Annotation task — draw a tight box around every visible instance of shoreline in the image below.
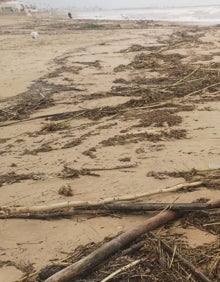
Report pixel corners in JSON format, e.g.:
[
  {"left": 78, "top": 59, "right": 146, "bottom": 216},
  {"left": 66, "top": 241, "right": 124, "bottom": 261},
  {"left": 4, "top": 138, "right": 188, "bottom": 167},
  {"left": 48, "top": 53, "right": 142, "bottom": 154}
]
[
  {"left": 47, "top": 5, "right": 220, "bottom": 25},
  {"left": 1, "top": 13, "right": 219, "bottom": 28}
]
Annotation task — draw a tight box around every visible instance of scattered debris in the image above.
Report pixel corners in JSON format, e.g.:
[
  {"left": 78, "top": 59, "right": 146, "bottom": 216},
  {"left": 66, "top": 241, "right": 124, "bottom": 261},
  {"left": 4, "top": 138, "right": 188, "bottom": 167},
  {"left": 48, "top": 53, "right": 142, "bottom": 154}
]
[
  {"left": 147, "top": 168, "right": 220, "bottom": 188},
  {"left": 34, "top": 199, "right": 220, "bottom": 282},
  {"left": 133, "top": 110, "right": 183, "bottom": 128},
  {"left": 82, "top": 147, "right": 97, "bottom": 159},
  {"left": 40, "top": 122, "right": 70, "bottom": 133},
  {"left": 147, "top": 171, "right": 168, "bottom": 180},
  {"left": 100, "top": 129, "right": 187, "bottom": 146},
  {"left": 119, "top": 157, "right": 131, "bottom": 162},
  {"left": 60, "top": 166, "right": 100, "bottom": 179},
  {"left": 23, "top": 144, "right": 53, "bottom": 155},
  {"left": 62, "top": 139, "right": 82, "bottom": 149},
  {"left": 58, "top": 184, "right": 73, "bottom": 197},
  {"left": 0, "top": 172, "right": 43, "bottom": 187},
  {"left": 119, "top": 44, "right": 150, "bottom": 53}
]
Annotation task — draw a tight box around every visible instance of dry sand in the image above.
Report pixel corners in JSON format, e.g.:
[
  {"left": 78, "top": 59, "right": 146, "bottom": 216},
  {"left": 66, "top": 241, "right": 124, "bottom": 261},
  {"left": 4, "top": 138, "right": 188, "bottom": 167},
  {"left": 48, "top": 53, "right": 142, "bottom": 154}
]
[{"left": 0, "top": 14, "right": 219, "bottom": 281}]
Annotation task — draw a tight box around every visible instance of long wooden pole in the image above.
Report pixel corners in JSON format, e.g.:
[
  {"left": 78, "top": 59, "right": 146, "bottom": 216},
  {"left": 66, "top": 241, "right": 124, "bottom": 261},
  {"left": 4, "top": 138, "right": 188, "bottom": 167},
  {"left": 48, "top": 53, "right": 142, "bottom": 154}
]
[
  {"left": 82, "top": 202, "right": 215, "bottom": 212},
  {"left": 0, "top": 202, "right": 213, "bottom": 219},
  {"left": 2, "top": 181, "right": 202, "bottom": 216},
  {"left": 1, "top": 202, "right": 216, "bottom": 220}
]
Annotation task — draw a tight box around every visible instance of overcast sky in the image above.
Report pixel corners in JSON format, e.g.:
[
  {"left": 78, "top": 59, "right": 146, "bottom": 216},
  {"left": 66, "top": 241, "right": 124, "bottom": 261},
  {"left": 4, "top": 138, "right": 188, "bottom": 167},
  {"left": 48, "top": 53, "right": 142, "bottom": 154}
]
[{"left": 25, "top": 0, "right": 220, "bottom": 9}]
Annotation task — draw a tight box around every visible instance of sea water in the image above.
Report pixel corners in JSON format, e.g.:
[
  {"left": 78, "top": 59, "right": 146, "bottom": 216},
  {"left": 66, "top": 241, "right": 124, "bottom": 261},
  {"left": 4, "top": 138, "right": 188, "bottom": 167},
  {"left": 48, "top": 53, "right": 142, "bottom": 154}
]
[
  {"left": 72, "top": 6, "right": 220, "bottom": 24},
  {"left": 24, "top": 0, "right": 220, "bottom": 24}
]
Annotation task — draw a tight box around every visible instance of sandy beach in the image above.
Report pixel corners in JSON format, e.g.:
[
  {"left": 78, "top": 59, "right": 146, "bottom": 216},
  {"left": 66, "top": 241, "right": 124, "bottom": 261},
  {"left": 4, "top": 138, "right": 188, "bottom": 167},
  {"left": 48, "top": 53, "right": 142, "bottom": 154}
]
[{"left": 0, "top": 14, "right": 220, "bottom": 281}]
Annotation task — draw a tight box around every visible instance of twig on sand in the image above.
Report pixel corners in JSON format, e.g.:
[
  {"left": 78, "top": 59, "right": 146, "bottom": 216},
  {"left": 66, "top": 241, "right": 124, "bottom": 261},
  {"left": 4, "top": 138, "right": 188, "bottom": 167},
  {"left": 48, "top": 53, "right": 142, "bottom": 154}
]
[
  {"left": 100, "top": 258, "right": 144, "bottom": 282},
  {"left": 203, "top": 222, "right": 220, "bottom": 227},
  {"left": 85, "top": 164, "right": 137, "bottom": 171}
]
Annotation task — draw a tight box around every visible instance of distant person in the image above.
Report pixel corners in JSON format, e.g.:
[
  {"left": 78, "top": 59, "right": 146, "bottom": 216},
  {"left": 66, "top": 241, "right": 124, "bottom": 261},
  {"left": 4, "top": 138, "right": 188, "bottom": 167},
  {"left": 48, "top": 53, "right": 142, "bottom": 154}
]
[{"left": 68, "top": 12, "right": 72, "bottom": 19}]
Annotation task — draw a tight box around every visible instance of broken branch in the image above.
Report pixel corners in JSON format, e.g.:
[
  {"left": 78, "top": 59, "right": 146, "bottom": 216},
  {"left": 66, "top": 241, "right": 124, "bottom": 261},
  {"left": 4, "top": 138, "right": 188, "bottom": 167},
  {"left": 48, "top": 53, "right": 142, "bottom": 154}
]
[
  {"left": 1, "top": 201, "right": 217, "bottom": 220},
  {"left": 100, "top": 258, "right": 144, "bottom": 282},
  {"left": 1, "top": 181, "right": 202, "bottom": 216}
]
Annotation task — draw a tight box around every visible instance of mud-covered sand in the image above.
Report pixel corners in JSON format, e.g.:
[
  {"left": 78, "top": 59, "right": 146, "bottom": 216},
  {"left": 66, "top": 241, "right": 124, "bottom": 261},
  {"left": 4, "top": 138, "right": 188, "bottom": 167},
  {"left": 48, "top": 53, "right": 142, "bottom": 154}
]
[{"left": 0, "top": 14, "right": 220, "bottom": 281}]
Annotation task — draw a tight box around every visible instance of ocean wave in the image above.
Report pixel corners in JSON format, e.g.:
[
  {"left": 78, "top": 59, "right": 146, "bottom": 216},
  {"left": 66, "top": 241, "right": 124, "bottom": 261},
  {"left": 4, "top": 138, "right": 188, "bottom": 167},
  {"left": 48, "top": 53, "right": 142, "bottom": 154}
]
[{"left": 72, "top": 5, "right": 220, "bottom": 24}]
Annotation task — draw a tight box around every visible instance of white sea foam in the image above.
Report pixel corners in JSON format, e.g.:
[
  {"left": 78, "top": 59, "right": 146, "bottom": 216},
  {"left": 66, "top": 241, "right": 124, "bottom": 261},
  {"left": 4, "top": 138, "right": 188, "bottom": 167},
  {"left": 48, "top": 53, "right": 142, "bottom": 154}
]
[{"left": 71, "top": 5, "right": 220, "bottom": 25}]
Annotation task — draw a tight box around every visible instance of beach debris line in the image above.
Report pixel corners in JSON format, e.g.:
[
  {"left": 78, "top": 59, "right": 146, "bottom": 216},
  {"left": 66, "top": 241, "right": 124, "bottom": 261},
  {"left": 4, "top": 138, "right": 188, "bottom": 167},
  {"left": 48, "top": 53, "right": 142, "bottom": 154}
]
[
  {"left": 96, "top": 232, "right": 213, "bottom": 282},
  {"left": 60, "top": 164, "right": 137, "bottom": 179},
  {"left": 22, "top": 208, "right": 220, "bottom": 281},
  {"left": 147, "top": 168, "right": 220, "bottom": 188},
  {"left": 40, "top": 122, "right": 70, "bottom": 133},
  {"left": 42, "top": 199, "right": 220, "bottom": 282},
  {"left": 149, "top": 232, "right": 213, "bottom": 282},
  {"left": 100, "top": 129, "right": 187, "bottom": 147},
  {"left": 44, "top": 208, "right": 181, "bottom": 282},
  {"left": 1, "top": 27, "right": 220, "bottom": 127},
  {"left": 0, "top": 79, "right": 79, "bottom": 123},
  {"left": 0, "top": 171, "right": 43, "bottom": 187}
]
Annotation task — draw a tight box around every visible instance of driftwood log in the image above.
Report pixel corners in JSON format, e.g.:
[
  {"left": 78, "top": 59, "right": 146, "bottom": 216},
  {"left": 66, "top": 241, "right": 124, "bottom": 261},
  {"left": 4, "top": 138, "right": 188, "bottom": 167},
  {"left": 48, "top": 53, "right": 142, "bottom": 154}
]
[
  {"left": 45, "top": 199, "right": 220, "bottom": 282},
  {"left": 1, "top": 181, "right": 202, "bottom": 216},
  {"left": 80, "top": 202, "right": 216, "bottom": 212},
  {"left": 1, "top": 202, "right": 217, "bottom": 220}
]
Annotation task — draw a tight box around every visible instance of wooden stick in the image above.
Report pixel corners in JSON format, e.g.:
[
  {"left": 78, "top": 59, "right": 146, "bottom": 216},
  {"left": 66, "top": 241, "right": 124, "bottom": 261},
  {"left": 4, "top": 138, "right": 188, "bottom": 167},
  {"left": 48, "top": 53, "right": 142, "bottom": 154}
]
[
  {"left": 2, "top": 181, "right": 202, "bottom": 216},
  {"left": 85, "top": 202, "right": 215, "bottom": 212},
  {"left": 203, "top": 222, "right": 220, "bottom": 227},
  {"left": 84, "top": 164, "right": 137, "bottom": 171},
  {"left": 100, "top": 259, "right": 144, "bottom": 282},
  {"left": 0, "top": 210, "right": 109, "bottom": 219}
]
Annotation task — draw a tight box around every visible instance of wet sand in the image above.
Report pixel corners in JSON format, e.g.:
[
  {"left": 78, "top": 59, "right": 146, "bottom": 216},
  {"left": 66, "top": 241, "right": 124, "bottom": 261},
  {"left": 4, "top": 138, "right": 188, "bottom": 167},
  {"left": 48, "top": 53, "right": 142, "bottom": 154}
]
[{"left": 0, "top": 14, "right": 220, "bottom": 281}]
